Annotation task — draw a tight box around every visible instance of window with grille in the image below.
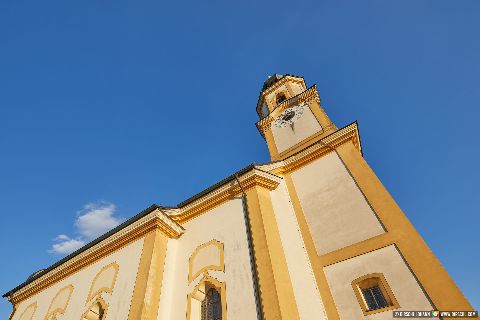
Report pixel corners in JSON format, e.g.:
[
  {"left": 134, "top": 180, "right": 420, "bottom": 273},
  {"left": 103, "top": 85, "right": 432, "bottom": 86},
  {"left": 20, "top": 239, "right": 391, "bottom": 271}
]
[
  {"left": 362, "top": 285, "right": 389, "bottom": 310},
  {"left": 352, "top": 273, "right": 399, "bottom": 315},
  {"left": 201, "top": 288, "right": 222, "bottom": 320}
]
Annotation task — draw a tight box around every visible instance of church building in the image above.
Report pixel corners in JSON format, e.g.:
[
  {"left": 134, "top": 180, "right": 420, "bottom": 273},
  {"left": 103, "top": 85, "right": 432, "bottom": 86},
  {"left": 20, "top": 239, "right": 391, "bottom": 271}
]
[{"left": 3, "top": 74, "right": 475, "bottom": 319}]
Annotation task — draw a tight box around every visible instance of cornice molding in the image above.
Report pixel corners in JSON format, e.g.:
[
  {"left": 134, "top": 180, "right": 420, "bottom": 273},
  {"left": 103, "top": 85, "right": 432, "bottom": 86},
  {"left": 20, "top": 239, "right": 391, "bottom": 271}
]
[
  {"left": 256, "top": 85, "right": 320, "bottom": 138},
  {"left": 169, "top": 168, "right": 282, "bottom": 224},
  {"left": 8, "top": 209, "right": 184, "bottom": 304},
  {"left": 257, "top": 122, "right": 361, "bottom": 174},
  {"left": 5, "top": 123, "right": 357, "bottom": 307},
  {"left": 261, "top": 75, "right": 305, "bottom": 98},
  {"left": 6, "top": 169, "right": 281, "bottom": 303},
  {"left": 256, "top": 75, "right": 306, "bottom": 112}
]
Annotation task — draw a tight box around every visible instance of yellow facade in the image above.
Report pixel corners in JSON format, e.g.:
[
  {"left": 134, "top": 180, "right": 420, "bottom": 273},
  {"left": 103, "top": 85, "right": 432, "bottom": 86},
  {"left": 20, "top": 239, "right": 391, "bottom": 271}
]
[{"left": 4, "top": 75, "right": 476, "bottom": 320}]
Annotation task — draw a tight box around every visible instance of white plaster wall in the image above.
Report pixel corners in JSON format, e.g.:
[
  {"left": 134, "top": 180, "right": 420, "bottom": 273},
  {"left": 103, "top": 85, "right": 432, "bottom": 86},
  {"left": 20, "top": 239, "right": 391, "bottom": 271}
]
[
  {"left": 289, "top": 82, "right": 306, "bottom": 95},
  {"left": 271, "top": 105, "right": 322, "bottom": 154},
  {"left": 191, "top": 245, "right": 222, "bottom": 277},
  {"left": 324, "top": 245, "right": 432, "bottom": 320},
  {"left": 12, "top": 237, "right": 144, "bottom": 320},
  {"left": 270, "top": 181, "right": 327, "bottom": 320},
  {"left": 89, "top": 265, "right": 117, "bottom": 297},
  {"left": 157, "top": 199, "right": 258, "bottom": 320},
  {"left": 156, "top": 239, "right": 178, "bottom": 320},
  {"left": 291, "top": 152, "right": 385, "bottom": 255}
]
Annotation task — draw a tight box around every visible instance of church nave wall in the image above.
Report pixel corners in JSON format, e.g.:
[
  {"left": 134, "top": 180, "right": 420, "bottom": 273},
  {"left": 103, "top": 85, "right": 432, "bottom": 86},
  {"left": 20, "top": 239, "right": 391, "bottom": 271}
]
[
  {"left": 11, "top": 237, "right": 144, "bottom": 320},
  {"left": 157, "top": 198, "right": 258, "bottom": 320}
]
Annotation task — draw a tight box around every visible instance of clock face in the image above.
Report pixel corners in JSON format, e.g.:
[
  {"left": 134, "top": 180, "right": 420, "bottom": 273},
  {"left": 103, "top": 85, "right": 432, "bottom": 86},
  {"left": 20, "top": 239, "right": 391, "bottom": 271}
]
[{"left": 274, "top": 104, "right": 305, "bottom": 128}]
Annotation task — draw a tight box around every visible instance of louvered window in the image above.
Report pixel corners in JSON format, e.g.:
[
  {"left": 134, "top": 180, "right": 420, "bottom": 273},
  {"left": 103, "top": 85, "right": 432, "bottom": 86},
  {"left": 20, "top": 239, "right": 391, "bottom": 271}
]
[
  {"left": 201, "top": 288, "right": 222, "bottom": 320},
  {"left": 260, "top": 101, "right": 270, "bottom": 118},
  {"left": 276, "top": 93, "right": 287, "bottom": 104}
]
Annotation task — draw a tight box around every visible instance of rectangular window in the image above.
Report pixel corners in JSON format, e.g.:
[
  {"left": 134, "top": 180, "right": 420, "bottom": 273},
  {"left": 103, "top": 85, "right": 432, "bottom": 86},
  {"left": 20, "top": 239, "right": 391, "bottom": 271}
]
[
  {"left": 352, "top": 273, "right": 400, "bottom": 315},
  {"left": 362, "top": 286, "right": 389, "bottom": 310}
]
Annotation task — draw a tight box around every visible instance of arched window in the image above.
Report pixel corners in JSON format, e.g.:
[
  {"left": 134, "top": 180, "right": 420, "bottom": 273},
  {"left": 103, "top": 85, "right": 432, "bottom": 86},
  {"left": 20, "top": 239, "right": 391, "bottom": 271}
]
[
  {"left": 82, "top": 301, "right": 105, "bottom": 320},
  {"left": 187, "top": 276, "right": 225, "bottom": 320},
  {"left": 201, "top": 288, "right": 222, "bottom": 320},
  {"left": 276, "top": 93, "right": 287, "bottom": 105}
]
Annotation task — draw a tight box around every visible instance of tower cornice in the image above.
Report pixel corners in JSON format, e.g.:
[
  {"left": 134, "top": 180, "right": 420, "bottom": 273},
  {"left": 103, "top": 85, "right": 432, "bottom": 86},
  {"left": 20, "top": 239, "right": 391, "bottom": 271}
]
[
  {"left": 257, "top": 121, "right": 361, "bottom": 174},
  {"left": 256, "top": 74, "right": 306, "bottom": 114},
  {"left": 256, "top": 85, "right": 325, "bottom": 138}
]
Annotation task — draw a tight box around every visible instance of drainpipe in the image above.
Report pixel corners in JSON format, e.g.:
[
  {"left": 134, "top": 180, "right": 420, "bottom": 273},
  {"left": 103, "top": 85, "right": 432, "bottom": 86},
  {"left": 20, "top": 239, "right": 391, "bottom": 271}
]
[{"left": 235, "top": 174, "right": 264, "bottom": 320}]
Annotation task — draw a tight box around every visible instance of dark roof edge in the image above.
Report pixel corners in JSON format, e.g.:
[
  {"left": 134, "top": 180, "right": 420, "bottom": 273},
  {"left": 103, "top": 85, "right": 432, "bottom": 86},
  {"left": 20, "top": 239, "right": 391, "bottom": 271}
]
[
  {"left": 3, "top": 163, "right": 258, "bottom": 298},
  {"left": 177, "top": 163, "right": 256, "bottom": 207},
  {"left": 2, "top": 203, "right": 163, "bottom": 298},
  {"left": 256, "top": 74, "right": 306, "bottom": 110},
  {"left": 3, "top": 122, "right": 360, "bottom": 299}
]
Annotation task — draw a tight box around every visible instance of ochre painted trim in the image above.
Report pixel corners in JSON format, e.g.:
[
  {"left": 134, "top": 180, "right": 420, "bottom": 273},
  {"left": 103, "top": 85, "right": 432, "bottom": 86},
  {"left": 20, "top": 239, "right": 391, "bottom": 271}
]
[
  {"left": 245, "top": 185, "right": 300, "bottom": 320},
  {"left": 283, "top": 173, "right": 341, "bottom": 320},
  {"left": 264, "top": 125, "right": 280, "bottom": 160},
  {"left": 275, "top": 126, "right": 328, "bottom": 161},
  {"left": 17, "top": 302, "right": 36, "bottom": 320},
  {"left": 188, "top": 240, "right": 225, "bottom": 283},
  {"left": 43, "top": 284, "right": 74, "bottom": 320},
  {"left": 256, "top": 75, "right": 306, "bottom": 113},
  {"left": 186, "top": 274, "right": 227, "bottom": 320},
  {"left": 284, "top": 80, "right": 295, "bottom": 96},
  {"left": 319, "top": 233, "right": 395, "bottom": 267},
  {"left": 334, "top": 141, "right": 475, "bottom": 312},
  {"left": 275, "top": 125, "right": 357, "bottom": 167},
  {"left": 81, "top": 296, "right": 109, "bottom": 320},
  {"left": 9, "top": 170, "right": 279, "bottom": 305},
  {"left": 351, "top": 273, "right": 400, "bottom": 316},
  {"left": 171, "top": 169, "right": 281, "bottom": 224},
  {"left": 85, "top": 262, "right": 119, "bottom": 304},
  {"left": 282, "top": 136, "right": 475, "bottom": 318},
  {"left": 257, "top": 86, "right": 321, "bottom": 138},
  {"left": 127, "top": 230, "right": 168, "bottom": 320},
  {"left": 10, "top": 216, "right": 176, "bottom": 304}
]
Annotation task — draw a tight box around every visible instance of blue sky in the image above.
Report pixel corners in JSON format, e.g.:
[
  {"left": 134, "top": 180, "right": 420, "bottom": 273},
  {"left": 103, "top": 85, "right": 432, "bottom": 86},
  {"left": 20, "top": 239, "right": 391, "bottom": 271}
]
[{"left": 1, "top": 0, "right": 479, "bottom": 316}]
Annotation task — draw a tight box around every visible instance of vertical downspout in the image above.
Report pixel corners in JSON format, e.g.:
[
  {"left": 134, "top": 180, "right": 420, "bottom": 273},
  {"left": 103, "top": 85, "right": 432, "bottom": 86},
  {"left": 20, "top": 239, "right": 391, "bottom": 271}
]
[{"left": 235, "top": 174, "right": 264, "bottom": 320}]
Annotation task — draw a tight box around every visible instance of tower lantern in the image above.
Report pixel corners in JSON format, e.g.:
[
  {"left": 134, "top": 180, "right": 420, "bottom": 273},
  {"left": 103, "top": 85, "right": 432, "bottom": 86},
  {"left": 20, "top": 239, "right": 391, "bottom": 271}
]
[{"left": 256, "top": 74, "right": 337, "bottom": 161}]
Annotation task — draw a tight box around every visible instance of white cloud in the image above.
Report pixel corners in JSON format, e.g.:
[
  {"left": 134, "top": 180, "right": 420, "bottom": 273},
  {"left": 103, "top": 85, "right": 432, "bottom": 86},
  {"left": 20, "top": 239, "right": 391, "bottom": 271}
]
[
  {"left": 49, "top": 201, "right": 124, "bottom": 255},
  {"left": 55, "top": 234, "right": 71, "bottom": 241},
  {"left": 75, "top": 202, "right": 123, "bottom": 240},
  {"left": 49, "top": 235, "right": 85, "bottom": 255}
]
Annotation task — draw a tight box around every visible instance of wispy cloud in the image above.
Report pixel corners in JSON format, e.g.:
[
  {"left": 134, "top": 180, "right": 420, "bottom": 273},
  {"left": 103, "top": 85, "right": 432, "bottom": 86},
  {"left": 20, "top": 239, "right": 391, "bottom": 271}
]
[
  {"left": 49, "top": 201, "right": 124, "bottom": 255},
  {"left": 50, "top": 235, "right": 85, "bottom": 255}
]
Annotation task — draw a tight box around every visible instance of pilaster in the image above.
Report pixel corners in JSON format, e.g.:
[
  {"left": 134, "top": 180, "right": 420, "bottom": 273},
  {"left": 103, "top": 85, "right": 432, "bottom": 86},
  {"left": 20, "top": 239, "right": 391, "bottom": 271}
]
[
  {"left": 245, "top": 185, "right": 300, "bottom": 320},
  {"left": 128, "top": 230, "right": 168, "bottom": 320}
]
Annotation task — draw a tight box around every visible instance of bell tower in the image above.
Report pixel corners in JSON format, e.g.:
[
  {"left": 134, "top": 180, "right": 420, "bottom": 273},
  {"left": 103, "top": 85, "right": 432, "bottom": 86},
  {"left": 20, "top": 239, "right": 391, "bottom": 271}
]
[{"left": 256, "top": 74, "right": 337, "bottom": 161}]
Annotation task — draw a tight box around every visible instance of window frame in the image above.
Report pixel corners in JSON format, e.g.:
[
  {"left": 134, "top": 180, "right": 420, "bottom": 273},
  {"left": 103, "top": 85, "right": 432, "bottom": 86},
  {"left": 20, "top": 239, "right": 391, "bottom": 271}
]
[
  {"left": 275, "top": 92, "right": 287, "bottom": 105},
  {"left": 187, "top": 274, "right": 227, "bottom": 320},
  {"left": 351, "top": 273, "right": 400, "bottom": 316},
  {"left": 201, "top": 287, "right": 222, "bottom": 320},
  {"left": 81, "top": 297, "right": 108, "bottom": 320}
]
